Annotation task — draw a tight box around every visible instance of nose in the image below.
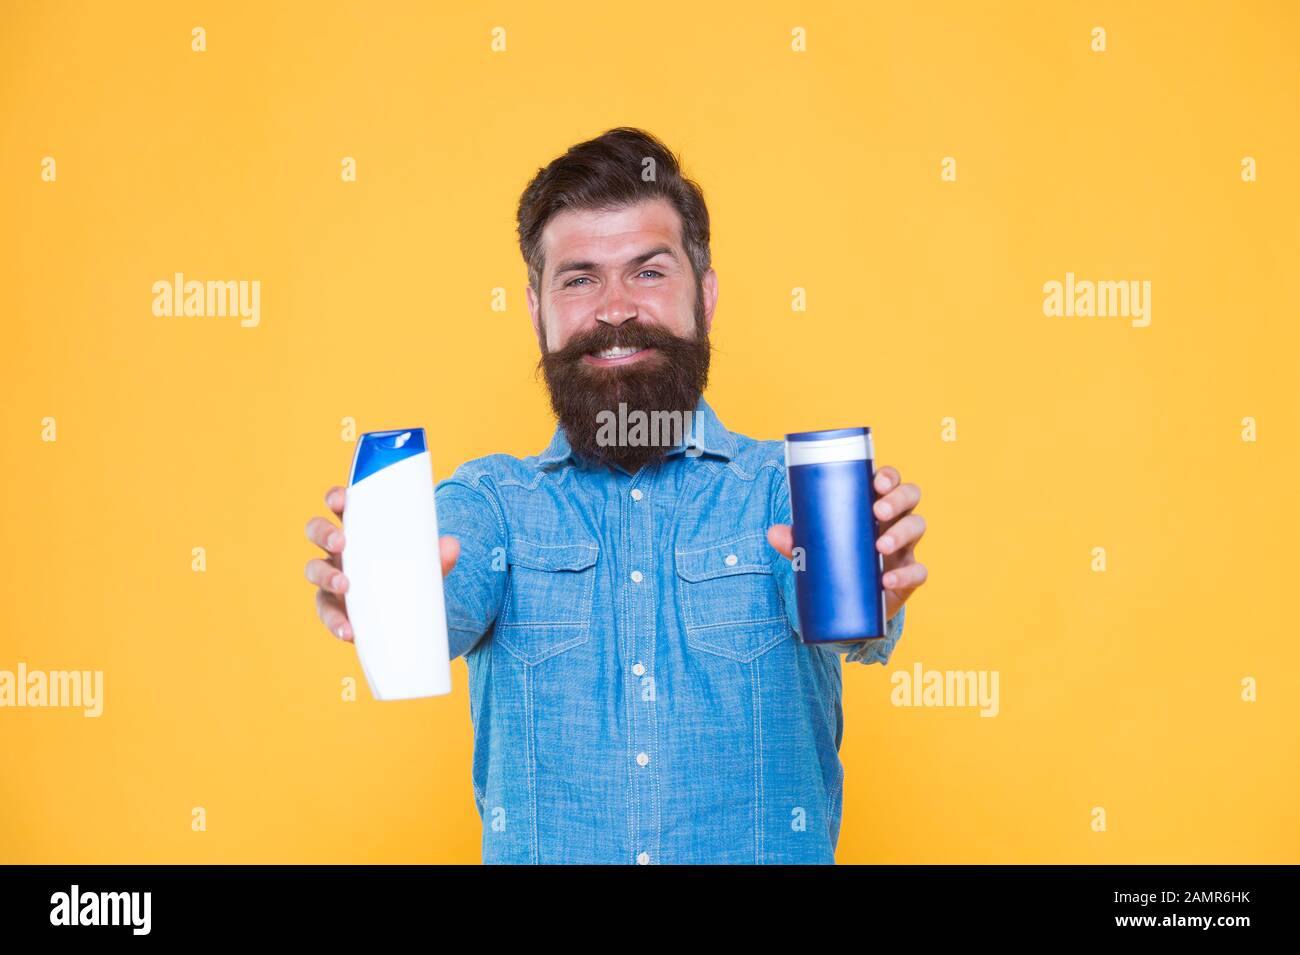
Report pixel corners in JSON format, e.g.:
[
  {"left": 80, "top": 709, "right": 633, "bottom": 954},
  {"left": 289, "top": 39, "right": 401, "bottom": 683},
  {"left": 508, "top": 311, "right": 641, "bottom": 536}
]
[{"left": 596, "top": 284, "right": 638, "bottom": 327}]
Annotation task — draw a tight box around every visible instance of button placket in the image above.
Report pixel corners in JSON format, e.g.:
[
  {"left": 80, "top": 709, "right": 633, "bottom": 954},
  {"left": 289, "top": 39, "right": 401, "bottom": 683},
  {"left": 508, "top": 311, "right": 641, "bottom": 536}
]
[{"left": 624, "top": 472, "right": 659, "bottom": 867}]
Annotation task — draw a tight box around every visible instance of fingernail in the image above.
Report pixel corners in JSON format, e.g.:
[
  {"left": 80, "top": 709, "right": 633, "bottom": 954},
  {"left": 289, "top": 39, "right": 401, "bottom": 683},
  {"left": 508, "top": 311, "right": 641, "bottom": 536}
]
[
  {"left": 876, "top": 502, "right": 892, "bottom": 518},
  {"left": 327, "top": 532, "right": 342, "bottom": 550},
  {"left": 332, "top": 573, "right": 348, "bottom": 593},
  {"left": 876, "top": 474, "right": 890, "bottom": 490},
  {"left": 884, "top": 573, "right": 896, "bottom": 587},
  {"left": 336, "top": 624, "right": 350, "bottom": 640},
  {"left": 879, "top": 535, "right": 895, "bottom": 552}
]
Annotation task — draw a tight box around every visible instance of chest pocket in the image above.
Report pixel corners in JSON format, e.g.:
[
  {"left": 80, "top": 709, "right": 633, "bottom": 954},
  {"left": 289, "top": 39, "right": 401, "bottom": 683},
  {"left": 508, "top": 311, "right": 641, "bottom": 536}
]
[
  {"left": 674, "top": 530, "right": 790, "bottom": 663},
  {"left": 496, "top": 536, "right": 599, "bottom": 665}
]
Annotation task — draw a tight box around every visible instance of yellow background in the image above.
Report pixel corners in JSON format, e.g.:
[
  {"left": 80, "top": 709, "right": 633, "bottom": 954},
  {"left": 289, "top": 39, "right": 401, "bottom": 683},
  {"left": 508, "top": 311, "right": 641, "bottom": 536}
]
[{"left": 1, "top": 0, "right": 1296, "bottom": 863}]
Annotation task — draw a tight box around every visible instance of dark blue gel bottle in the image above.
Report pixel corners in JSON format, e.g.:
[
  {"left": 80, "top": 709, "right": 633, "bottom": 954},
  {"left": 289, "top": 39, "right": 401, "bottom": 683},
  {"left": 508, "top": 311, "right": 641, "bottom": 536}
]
[{"left": 784, "top": 427, "right": 886, "bottom": 643}]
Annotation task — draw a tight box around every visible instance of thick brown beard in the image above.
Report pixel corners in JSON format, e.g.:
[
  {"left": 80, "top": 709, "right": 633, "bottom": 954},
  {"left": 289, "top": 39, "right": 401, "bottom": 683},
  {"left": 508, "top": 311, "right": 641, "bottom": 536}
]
[{"left": 537, "top": 292, "right": 712, "bottom": 474}]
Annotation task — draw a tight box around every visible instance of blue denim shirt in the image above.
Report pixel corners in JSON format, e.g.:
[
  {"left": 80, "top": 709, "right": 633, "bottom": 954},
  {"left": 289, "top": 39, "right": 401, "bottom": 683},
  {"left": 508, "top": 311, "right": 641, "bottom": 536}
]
[{"left": 435, "top": 396, "right": 906, "bottom": 863}]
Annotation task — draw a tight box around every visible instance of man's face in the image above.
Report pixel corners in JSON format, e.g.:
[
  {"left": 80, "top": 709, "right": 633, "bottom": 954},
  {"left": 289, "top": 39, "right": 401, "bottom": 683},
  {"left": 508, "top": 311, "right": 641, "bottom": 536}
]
[{"left": 528, "top": 198, "right": 719, "bottom": 473}]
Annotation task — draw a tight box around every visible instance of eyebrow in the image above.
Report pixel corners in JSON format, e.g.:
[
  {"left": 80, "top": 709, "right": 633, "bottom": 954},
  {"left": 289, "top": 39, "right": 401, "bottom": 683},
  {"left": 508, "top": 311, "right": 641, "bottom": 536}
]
[{"left": 552, "top": 245, "right": 677, "bottom": 279}]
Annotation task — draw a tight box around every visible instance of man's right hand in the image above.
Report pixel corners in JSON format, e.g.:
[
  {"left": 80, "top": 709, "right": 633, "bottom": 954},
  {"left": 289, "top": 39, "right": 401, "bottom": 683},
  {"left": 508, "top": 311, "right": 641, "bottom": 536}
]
[{"left": 305, "top": 485, "right": 462, "bottom": 642}]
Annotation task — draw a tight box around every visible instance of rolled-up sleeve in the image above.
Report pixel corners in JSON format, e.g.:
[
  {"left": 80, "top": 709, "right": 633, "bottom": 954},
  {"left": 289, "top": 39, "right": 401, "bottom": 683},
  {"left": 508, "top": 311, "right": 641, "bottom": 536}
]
[
  {"left": 435, "top": 474, "right": 508, "bottom": 659},
  {"left": 843, "top": 603, "right": 905, "bottom": 666}
]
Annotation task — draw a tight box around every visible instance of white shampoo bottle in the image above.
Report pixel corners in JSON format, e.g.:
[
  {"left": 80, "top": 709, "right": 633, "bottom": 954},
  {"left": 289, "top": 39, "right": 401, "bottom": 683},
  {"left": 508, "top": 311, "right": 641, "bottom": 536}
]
[{"left": 342, "top": 428, "right": 452, "bottom": 700}]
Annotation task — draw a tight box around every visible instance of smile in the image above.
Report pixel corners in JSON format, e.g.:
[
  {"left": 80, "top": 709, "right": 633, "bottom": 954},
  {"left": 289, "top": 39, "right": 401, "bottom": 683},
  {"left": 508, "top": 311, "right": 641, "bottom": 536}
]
[{"left": 582, "top": 346, "right": 656, "bottom": 367}]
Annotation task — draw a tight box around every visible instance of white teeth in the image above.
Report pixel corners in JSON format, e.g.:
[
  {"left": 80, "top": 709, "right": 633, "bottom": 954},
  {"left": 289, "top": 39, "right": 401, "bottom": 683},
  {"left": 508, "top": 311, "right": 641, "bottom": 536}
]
[{"left": 595, "top": 346, "right": 641, "bottom": 359}]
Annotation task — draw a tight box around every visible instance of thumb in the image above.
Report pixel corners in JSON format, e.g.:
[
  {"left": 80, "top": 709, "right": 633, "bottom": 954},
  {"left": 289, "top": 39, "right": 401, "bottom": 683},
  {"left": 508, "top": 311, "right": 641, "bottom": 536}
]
[
  {"left": 766, "top": 524, "right": 794, "bottom": 560},
  {"left": 439, "top": 535, "right": 461, "bottom": 577}
]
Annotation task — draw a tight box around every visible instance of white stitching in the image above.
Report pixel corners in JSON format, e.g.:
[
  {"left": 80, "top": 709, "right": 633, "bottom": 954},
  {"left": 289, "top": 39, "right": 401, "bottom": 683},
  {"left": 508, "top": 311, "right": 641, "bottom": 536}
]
[{"left": 753, "top": 662, "right": 764, "bottom": 864}]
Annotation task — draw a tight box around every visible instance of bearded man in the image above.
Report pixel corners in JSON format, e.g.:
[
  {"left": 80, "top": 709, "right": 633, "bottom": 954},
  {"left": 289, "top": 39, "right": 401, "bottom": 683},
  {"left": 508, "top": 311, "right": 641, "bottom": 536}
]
[{"left": 304, "top": 127, "right": 929, "bottom": 864}]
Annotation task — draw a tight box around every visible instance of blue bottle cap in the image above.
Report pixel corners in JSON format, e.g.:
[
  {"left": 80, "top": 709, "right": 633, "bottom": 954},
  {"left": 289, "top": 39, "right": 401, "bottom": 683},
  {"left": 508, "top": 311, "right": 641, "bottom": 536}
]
[{"left": 349, "top": 428, "right": 427, "bottom": 485}]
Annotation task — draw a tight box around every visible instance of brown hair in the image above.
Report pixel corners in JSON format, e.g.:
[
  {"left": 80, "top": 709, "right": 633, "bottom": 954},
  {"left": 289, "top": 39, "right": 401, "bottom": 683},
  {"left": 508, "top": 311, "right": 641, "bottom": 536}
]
[{"left": 516, "top": 127, "right": 712, "bottom": 294}]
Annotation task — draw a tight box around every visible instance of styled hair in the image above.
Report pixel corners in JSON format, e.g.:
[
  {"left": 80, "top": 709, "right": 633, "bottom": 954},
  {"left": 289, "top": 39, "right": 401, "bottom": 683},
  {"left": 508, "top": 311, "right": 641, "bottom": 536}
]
[{"left": 516, "top": 127, "right": 711, "bottom": 293}]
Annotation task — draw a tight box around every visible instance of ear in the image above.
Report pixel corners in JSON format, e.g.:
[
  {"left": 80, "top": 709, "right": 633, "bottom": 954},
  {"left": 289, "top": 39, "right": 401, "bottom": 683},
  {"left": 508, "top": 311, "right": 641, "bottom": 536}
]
[
  {"left": 700, "top": 268, "right": 719, "bottom": 335},
  {"left": 526, "top": 283, "right": 546, "bottom": 351}
]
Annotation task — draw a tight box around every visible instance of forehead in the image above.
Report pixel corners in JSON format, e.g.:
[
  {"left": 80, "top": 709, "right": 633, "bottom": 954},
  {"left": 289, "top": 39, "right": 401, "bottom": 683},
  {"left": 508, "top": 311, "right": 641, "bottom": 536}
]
[{"left": 540, "top": 198, "right": 684, "bottom": 266}]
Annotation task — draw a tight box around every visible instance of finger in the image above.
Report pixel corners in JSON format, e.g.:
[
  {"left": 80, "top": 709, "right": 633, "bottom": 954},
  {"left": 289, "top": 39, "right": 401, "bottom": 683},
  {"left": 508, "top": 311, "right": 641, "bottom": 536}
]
[
  {"left": 873, "top": 465, "right": 900, "bottom": 496},
  {"left": 305, "top": 557, "right": 349, "bottom": 595},
  {"left": 315, "top": 588, "right": 353, "bottom": 641},
  {"left": 440, "top": 535, "right": 461, "bottom": 577},
  {"left": 876, "top": 513, "right": 926, "bottom": 556},
  {"left": 305, "top": 515, "right": 344, "bottom": 554},
  {"left": 765, "top": 524, "right": 794, "bottom": 560},
  {"left": 882, "top": 560, "right": 927, "bottom": 594},
  {"left": 325, "top": 486, "right": 346, "bottom": 517},
  {"left": 874, "top": 481, "right": 920, "bottom": 523}
]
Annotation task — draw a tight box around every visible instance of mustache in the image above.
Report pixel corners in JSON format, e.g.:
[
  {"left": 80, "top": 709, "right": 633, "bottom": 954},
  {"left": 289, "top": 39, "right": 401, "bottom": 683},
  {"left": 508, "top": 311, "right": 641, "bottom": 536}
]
[{"left": 544, "top": 321, "right": 699, "bottom": 364}]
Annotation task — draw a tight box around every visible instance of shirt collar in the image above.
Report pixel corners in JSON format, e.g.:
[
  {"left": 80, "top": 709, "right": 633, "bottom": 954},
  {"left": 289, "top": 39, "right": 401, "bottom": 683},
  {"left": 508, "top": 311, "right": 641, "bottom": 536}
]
[{"left": 536, "top": 395, "right": 736, "bottom": 470}]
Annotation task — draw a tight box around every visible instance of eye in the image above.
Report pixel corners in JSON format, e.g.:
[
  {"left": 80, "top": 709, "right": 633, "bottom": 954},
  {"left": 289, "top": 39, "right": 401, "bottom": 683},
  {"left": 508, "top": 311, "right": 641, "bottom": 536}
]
[
  {"left": 637, "top": 269, "right": 664, "bottom": 279},
  {"left": 564, "top": 276, "right": 593, "bottom": 287}
]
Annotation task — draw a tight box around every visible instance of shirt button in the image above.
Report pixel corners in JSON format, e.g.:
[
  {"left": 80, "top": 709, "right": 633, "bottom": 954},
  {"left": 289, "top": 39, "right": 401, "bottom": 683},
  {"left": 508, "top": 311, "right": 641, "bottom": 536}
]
[
  {"left": 724, "top": 553, "right": 738, "bottom": 566},
  {"left": 637, "top": 852, "right": 650, "bottom": 865},
  {"left": 630, "top": 570, "right": 644, "bottom": 583},
  {"left": 632, "top": 662, "right": 646, "bottom": 676},
  {"left": 630, "top": 488, "right": 643, "bottom": 501},
  {"left": 636, "top": 752, "right": 649, "bottom": 767}
]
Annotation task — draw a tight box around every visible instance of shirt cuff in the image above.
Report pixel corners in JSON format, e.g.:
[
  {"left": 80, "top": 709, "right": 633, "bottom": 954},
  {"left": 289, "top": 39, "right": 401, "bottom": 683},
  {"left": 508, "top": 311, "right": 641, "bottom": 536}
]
[{"left": 844, "top": 603, "right": 906, "bottom": 666}]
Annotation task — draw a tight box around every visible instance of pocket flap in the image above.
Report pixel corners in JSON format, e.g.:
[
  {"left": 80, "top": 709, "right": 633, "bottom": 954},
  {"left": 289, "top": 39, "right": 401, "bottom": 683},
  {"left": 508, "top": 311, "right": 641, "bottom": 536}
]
[
  {"left": 674, "top": 531, "right": 774, "bottom": 582},
  {"left": 507, "top": 537, "right": 599, "bottom": 572}
]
